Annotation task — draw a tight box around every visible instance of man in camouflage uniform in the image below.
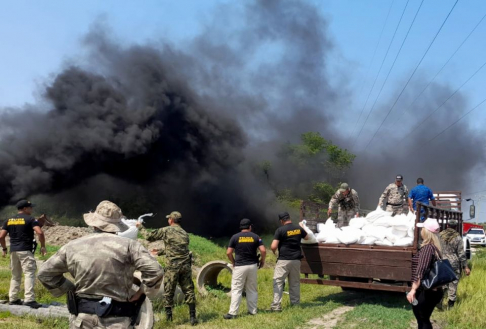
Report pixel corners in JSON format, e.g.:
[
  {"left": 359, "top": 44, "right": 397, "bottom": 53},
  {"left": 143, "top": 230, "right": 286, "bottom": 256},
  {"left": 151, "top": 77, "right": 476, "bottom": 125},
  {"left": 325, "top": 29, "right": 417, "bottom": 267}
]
[
  {"left": 38, "top": 201, "right": 164, "bottom": 329},
  {"left": 327, "top": 183, "right": 360, "bottom": 228},
  {"left": 147, "top": 211, "right": 197, "bottom": 326},
  {"left": 439, "top": 220, "right": 470, "bottom": 308},
  {"left": 378, "top": 175, "right": 409, "bottom": 215}
]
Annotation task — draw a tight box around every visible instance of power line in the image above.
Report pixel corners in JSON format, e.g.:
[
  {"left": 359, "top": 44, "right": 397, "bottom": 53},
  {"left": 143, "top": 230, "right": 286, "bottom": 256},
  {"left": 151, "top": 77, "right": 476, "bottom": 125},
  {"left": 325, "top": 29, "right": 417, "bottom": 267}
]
[
  {"left": 364, "top": 0, "right": 459, "bottom": 150},
  {"left": 393, "top": 12, "right": 486, "bottom": 125},
  {"left": 353, "top": 0, "right": 423, "bottom": 149},
  {"left": 351, "top": 0, "right": 396, "bottom": 138},
  {"left": 399, "top": 59, "right": 486, "bottom": 143},
  {"left": 425, "top": 96, "right": 486, "bottom": 144},
  {"left": 351, "top": 0, "right": 409, "bottom": 147}
]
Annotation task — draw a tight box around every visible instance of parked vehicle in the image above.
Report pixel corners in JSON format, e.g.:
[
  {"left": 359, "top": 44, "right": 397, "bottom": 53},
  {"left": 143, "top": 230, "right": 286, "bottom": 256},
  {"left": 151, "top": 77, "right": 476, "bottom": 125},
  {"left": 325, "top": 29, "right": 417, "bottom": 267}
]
[{"left": 466, "top": 228, "right": 486, "bottom": 246}]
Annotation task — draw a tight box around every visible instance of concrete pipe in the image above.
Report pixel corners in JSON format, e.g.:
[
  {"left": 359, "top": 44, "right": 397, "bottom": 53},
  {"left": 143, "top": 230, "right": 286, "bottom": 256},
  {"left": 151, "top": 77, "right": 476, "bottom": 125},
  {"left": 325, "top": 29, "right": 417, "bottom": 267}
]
[
  {"left": 196, "top": 260, "right": 233, "bottom": 296},
  {"left": 133, "top": 271, "right": 184, "bottom": 305}
]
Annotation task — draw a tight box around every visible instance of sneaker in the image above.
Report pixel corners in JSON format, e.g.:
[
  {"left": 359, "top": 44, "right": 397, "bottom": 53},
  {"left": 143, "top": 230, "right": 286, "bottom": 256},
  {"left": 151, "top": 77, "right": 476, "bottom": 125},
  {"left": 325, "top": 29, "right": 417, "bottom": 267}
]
[
  {"left": 23, "top": 301, "right": 43, "bottom": 309},
  {"left": 8, "top": 299, "right": 22, "bottom": 305},
  {"left": 223, "top": 314, "right": 236, "bottom": 320}
]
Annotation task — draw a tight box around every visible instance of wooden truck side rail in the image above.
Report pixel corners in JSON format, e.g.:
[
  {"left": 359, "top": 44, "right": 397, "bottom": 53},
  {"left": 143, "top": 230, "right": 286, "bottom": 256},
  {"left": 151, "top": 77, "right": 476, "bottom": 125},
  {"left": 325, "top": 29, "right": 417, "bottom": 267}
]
[{"left": 300, "top": 202, "right": 462, "bottom": 292}]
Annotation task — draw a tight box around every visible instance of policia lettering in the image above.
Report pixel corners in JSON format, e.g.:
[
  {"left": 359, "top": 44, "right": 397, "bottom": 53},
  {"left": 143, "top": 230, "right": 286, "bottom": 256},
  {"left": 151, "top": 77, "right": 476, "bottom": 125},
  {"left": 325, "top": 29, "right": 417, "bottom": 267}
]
[
  {"left": 6, "top": 218, "right": 26, "bottom": 226},
  {"left": 286, "top": 229, "right": 301, "bottom": 237}
]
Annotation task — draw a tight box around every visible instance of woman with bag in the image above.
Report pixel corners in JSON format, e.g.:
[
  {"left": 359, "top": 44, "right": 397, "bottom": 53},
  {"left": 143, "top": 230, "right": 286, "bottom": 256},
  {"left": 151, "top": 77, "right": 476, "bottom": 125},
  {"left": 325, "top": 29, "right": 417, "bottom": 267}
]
[{"left": 407, "top": 218, "right": 444, "bottom": 329}]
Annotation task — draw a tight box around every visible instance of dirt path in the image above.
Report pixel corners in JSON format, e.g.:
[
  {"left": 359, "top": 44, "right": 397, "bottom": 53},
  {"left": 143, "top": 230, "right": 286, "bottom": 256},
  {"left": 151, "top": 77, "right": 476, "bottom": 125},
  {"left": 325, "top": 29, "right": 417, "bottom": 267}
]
[{"left": 304, "top": 306, "right": 354, "bottom": 329}]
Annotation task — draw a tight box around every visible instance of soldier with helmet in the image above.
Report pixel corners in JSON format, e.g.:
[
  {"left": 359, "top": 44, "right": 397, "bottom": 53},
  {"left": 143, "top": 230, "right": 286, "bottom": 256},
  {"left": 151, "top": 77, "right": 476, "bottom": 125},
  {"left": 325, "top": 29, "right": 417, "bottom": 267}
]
[
  {"left": 147, "top": 211, "right": 197, "bottom": 326},
  {"left": 378, "top": 175, "right": 410, "bottom": 215},
  {"left": 37, "top": 200, "right": 164, "bottom": 329},
  {"left": 327, "top": 183, "right": 360, "bottom": 228}
]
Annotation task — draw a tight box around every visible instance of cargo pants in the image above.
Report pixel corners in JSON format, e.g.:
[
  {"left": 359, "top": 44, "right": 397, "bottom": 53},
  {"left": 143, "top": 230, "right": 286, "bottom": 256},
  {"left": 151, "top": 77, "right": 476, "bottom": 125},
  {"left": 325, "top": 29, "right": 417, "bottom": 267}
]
[
  {"left": 337, "top": 209, "right": 355, "bottom": 228},
  {"left": 385, "top": 204, "right": 409, "bottom": 215},
  {"left": 443, "top": 269, "right": 461, "bottom": 301},
  {"left": 271, "top": 259, "right": 301, "bottom": 310},
  {"left": 164, "top": 262, "right": 196, "bottom": 307},
  {"left": 9, "top": 250, "right": 37, "bottom": 303},
  {"left": 69, "top": 313, "right": 132, "bottom": 329},
  {"left": 228, "top": 263, "right": 258, "bottom": 315}
]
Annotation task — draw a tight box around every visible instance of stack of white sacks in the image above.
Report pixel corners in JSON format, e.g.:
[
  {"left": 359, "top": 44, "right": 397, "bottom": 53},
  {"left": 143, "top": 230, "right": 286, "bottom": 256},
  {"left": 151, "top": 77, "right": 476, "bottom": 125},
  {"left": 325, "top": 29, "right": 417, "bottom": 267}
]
[{"left": 301, "top": 207, "right": 416, "bottom": 246}]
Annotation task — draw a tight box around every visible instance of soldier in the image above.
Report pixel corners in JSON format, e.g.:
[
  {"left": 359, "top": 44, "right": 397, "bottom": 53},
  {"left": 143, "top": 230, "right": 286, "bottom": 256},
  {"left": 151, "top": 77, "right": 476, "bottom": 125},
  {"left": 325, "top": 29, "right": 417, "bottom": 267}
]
[
  {"left": 0, "top": 200, "right": 46, "bottom": 309},
  {"left": 327, "top": 183, "right": 360, "bottom": 228},
  {"left": 439, "top": 220, "right": 470, "bottom": 308},
  {"left": 37, "top": 200, "right": 164, "bottom": 329},
  {"left": 378, "top": 174, "right": 409, "bottom": 215},
  {"left": 270, "top": 212, "right": 308, "bottom": 311},
  {"left": 223, "top": 218, "right": 266, "bottom": 319},
  {"left": 147, "top": 211, "right": 197, "bottom": 326}
]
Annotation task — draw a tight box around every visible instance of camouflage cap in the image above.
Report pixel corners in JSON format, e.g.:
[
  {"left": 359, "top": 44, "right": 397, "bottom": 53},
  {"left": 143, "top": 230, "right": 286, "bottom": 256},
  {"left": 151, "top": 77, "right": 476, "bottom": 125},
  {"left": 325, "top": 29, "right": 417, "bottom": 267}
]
[
  {"left": 338, "top": 183, "right": 349, "bottom": 192},
  {"left": 166, "top": 211, "right": 182, "bottom": 220},
  {"left": 448, "top": 219, "right": 458, "bottom": 226},
  {"left": 83, "top": 200, "right": 128, "bottom": 233}
]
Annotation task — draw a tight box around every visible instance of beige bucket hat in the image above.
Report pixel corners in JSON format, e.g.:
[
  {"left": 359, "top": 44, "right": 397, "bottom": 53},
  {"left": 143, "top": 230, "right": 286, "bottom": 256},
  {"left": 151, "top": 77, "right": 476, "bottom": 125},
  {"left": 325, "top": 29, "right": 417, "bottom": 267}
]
[{"left": 83, "top": 200, "right": 129, "bottom": 233}]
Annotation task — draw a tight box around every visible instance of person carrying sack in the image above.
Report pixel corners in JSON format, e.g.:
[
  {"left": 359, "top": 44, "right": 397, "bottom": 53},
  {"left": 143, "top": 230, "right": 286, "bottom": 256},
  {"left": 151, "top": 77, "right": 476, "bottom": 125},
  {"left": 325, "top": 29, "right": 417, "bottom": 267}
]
[{"left": 407, "top": 218, "right": 456, "bottom": 329}]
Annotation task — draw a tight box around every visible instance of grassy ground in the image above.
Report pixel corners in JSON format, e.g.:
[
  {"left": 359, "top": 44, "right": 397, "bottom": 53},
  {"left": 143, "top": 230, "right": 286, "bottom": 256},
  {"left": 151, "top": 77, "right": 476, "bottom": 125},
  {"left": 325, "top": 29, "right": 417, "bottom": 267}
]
[{"left": 0, "top": 235, "right": 484, "bottom": 328}]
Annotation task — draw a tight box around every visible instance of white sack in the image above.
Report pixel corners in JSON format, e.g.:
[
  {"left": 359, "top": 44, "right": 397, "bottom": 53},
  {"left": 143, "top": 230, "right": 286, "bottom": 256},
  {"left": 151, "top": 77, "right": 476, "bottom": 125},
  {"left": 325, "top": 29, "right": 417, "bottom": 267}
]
[
  {"left": 367, "top": 226, "right": 388, "bottom": 240},
  {"left": 349, "top": 217, "right": 368, "bottom": 229},
  {"left": 335, "top": 229, "right": 359, "bottom": 245},
  {"left": 391, "top": 228, "right": 408, "bottom": 238},
  {"left": 391, "top": 217, "right": 410, "bottom": 231},
  {"left": 408, "top": 227, "right": 414, "bottom": 238},
  {"left": 317, "top": 223, "right": 325, "bottom": 233},
  {"left": 359, "top": 236, "right": 377, "bottom": 245},
  {"left": 117, "top": 219, "right": 139, "bottom": 240},
  {"left": 394, "top": 237, "right": 413, "bottom": 247},
  {"left": 301, "top": 220, "right": 318, "bottom": 244},
  {"left": 375, "top": 239, "right": 393, "bottom": 246},
  {"left": 373, "top": 216, "right": 393, "bottom": 227}
]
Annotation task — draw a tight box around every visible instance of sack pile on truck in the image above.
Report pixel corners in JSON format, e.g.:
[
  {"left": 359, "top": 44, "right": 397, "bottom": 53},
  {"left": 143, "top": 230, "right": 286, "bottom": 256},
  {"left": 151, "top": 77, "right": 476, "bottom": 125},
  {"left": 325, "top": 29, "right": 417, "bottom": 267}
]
[{"left": 314, "top": 207, "right": 416, "bottom": 246}]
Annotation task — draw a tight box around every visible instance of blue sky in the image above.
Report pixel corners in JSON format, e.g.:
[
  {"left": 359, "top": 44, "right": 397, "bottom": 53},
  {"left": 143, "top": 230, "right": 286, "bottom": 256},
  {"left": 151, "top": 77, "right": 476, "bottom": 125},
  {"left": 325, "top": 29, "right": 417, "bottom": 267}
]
[{"left": 1, "top": 0, "right": 485, "bottom": 219}]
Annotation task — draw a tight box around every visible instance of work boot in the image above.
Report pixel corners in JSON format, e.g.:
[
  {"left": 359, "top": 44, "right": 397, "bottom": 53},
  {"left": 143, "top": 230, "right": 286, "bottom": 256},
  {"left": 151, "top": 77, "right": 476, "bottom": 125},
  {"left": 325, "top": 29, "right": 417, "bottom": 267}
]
[
  {"left": 165, "top": 307, "right": 173, "bottom": 322},
  {"left": 189, "top": 303, "right": 197, "bottom": 326},
  {"left": 448, "top": 300, "right": 455, "bottom": 308},
  {"left": 223, "top": 313, "right": 236, "bottom": 319},
  {"left": 23, "top": 301, "right": 42, "bottom": 309},
  {"left": 8, "top": 299, "right": 22, "bottom": 305}
]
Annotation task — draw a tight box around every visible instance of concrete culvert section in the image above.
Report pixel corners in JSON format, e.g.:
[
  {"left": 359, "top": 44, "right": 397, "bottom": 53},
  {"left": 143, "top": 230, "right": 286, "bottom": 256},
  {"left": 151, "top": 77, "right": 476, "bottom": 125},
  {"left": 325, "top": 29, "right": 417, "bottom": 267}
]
[{"left": 197, "top": 261, "right": 233, "bottom": 296}]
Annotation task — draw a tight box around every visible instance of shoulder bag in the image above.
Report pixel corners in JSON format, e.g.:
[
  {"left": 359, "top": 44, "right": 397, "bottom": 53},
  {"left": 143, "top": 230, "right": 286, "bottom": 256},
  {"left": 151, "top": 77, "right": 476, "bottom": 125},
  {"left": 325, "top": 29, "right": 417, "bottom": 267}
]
[{"left": 421, "top": 247, "right": 458, "bottom": 290}]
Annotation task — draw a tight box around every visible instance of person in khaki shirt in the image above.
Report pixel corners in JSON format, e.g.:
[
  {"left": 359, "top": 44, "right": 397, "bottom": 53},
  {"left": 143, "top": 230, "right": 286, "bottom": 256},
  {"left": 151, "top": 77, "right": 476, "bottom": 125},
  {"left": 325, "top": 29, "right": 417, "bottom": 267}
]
[
  {"left": 38, "top": 201, "right": 164, "bottom": 329},
  {"left": 0, "top": 200, "right": 46, "bottom": 309}
]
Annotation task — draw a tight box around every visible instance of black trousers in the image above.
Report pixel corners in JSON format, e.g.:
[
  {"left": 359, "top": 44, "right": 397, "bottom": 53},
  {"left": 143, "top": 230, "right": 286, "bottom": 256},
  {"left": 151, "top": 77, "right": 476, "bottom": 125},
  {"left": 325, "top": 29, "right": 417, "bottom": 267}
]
[{"left": 412, "top": 288, "right": 443, "bottom": 329}]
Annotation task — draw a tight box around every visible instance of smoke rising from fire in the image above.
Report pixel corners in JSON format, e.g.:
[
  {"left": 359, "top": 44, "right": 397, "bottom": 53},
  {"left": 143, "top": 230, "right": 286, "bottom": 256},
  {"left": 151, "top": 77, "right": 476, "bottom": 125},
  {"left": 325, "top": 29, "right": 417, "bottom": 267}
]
[{"left": 0, "top": 0, "right": 484, "bottom": 233}]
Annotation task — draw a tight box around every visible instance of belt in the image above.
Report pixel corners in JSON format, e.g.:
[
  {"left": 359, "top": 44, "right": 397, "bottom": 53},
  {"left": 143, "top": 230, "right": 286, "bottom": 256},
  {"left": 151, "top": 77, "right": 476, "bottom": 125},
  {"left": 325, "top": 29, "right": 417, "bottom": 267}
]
[
  {"left": 387, "top": 203, "right": 403, "bottom": 206},
  {"left": 77, "top": 298, "right": 138, "bottom": 317}
]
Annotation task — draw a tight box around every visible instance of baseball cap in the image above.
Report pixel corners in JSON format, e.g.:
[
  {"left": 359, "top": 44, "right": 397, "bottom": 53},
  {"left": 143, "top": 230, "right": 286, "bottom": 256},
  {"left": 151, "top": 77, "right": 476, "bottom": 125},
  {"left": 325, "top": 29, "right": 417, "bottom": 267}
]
[
  {"left": 278, "top": 212, "right": 290, "bottom": 221},
  {"left": 416, "top": 218, "right": 440, "bottom": 233},
  {"left": 447, "top": 219, "right": 458, "bottom": 226},
  {"left": 166, "top": 211, "right": 182, "bottom": 220},
  {"left": 239, "top": 218, "right": 252, "bottom": 229},
  {"left": 16, "top": 200, "right": 35, "bottom": 209},
  {"left": 396, "top": 175, "right": 403, "bottom": 181},
  {"left": 338, "top": 183, "right": 349, "bottom": 192}
]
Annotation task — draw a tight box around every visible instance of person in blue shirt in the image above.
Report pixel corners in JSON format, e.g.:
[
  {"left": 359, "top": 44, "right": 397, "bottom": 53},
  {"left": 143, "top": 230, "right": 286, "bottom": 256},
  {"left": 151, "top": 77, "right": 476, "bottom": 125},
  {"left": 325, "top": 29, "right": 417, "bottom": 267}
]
[{"left": 408, "top": 178, "right": 436, "bottom": 215}]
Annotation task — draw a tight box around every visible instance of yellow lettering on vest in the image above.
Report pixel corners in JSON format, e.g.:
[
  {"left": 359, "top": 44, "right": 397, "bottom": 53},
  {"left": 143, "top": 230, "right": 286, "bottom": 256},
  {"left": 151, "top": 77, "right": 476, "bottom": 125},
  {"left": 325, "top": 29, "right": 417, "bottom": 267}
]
[
  {"left": 238, "top": 237, "right": 255, "bottom": 243},
  {"left": 287, "top": 229, "right": 301, "bottom": 237},
  {"left": 7, "top": 218, "right": 26, "bottom": 226}
]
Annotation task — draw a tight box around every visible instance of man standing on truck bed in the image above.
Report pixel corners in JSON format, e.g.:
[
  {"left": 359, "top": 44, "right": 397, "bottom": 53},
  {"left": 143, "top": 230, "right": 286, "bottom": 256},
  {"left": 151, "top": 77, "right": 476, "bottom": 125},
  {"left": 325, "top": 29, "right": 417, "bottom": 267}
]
[
  {"left": 408, "top": 178, "right": 436, "bottom": 215},
  {"left": 378, "top": 175, "right": 409, "bottom": 215},
  {"left": 327, "top": 183, "right": 360, "bottom": 228}
]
